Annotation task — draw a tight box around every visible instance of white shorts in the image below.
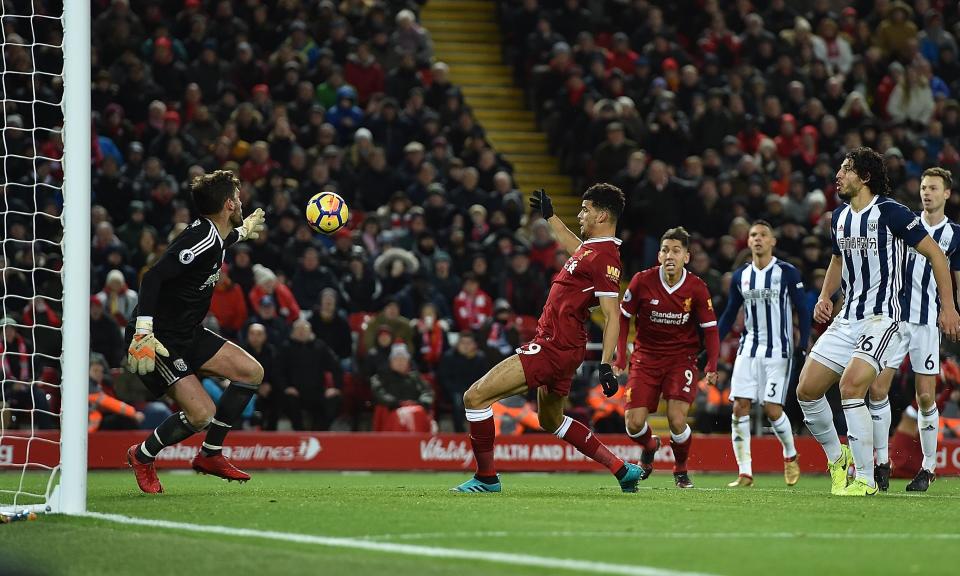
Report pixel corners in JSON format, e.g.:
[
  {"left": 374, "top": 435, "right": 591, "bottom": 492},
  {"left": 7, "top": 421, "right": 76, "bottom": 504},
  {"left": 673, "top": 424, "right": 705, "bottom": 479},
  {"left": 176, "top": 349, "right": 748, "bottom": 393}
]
[
  {"left": 809, "top": 315, "right": 903, "bottom": 375},
  {"left": 730, "top": 356, "right": 791, "bottom": 405},
  {"left": 883, "top": 322, "right": 940, "bottom": 375}
]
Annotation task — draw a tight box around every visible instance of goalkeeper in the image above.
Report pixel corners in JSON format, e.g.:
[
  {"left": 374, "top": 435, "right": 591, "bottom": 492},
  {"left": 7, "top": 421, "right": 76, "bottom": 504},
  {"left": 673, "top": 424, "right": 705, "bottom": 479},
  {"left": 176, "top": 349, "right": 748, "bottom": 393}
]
[{"left": 124, "top": 170, "right": 265, "bottom": 494}]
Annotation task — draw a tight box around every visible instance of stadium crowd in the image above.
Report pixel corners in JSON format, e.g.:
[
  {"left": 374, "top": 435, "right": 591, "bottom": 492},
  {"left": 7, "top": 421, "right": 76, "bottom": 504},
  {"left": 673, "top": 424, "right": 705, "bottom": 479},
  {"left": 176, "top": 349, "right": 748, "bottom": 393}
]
[{"left": 3, "top": 0, "right": 960, "bottom": 436}]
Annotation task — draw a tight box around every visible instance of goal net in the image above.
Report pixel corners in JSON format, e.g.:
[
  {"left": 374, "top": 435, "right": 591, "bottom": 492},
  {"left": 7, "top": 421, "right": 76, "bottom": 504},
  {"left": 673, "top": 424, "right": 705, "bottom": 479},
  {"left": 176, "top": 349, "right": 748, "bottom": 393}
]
[{"left": 1, "top": 0, "right": 89, "bottom": 516}]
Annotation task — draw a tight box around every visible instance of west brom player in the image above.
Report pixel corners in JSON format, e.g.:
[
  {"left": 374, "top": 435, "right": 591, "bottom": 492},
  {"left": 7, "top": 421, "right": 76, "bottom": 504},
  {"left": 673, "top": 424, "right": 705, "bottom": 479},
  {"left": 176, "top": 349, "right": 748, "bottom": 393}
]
[
  {"left": 614, "top": 227, "right": 720, "bottom": 489},
  {"left": 125, "top": 170, "right": 266, "bottom": 493},
  {"left": 798, "top": 148, "right": 960, "bottom": 496},
  {"left": 452, "top": 186, "right": 643, "bottom": 493},
  {"left": 718, "top": 220, "right": 810, "bottom": 487},
  {"left": 868, "top": 167, "right": 960, "bottom": 492}
]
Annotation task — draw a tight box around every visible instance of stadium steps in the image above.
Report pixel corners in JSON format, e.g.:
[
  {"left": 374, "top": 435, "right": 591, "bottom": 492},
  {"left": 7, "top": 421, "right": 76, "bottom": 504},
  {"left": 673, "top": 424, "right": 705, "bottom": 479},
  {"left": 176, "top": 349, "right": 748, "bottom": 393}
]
[{"left": 421, "top": 0, "right": 577, "bottom": 228}]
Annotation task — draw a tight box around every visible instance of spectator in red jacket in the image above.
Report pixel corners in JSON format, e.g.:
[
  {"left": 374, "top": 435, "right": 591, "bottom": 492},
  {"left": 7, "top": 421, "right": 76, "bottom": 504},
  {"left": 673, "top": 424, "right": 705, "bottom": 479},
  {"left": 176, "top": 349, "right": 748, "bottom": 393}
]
[
  {"left": 249, "top": 264, "right": 301, "bottom": 325},
  {"left": 239, "top": 140, "right": 278, "bottom": 185},
  {"left": 453, "top": 272, "right": 493, "bottom": 331},
  {"left": 344, "top": 42, "right": 384, "bottom": 107},
  {"left": 774, "top": 113, "right": 801, "bottom": 158},
  {"left": 210, "top": 264, "right": 248, "bottom": 340}
]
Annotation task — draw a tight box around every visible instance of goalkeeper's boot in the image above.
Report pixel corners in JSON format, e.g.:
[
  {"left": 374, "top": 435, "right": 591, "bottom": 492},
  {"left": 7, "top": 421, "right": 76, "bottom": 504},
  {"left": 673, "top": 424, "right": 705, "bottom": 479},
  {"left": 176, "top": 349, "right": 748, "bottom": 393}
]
[
  {"left": 639, "top": 436, "right": 660, "bottom": 480},
  {"left": 191, "top": 452, "right": 251, "bottom": 483},
  {"left": 618, "top": 463, "right": 643, "bottom": 493},
  {"left": 673, "top": 471, "right": 694, "bottom": 489},
  {"left": 828, "top": 444, "right": 854, "bottom": 495},
  {"left": 450, "top": 475, "right": 501, "bottom": 493},
  {"left": 906, "top": 469, "right": 936, "bottom": 492},
  {"left": 874, "top": 462, "right": 891, "bottom": 492},
  {"left": 838, "top": 477, "right": 879, "bottom": 497},
  {"left": 727, "top": 474, "right": 753, "bottom": 488},
  {"left": 784, "top": 455, "right": 800, "bottom": 486},
  {"left": 126, "top": 444, "right": 163, "bottom": 494}
]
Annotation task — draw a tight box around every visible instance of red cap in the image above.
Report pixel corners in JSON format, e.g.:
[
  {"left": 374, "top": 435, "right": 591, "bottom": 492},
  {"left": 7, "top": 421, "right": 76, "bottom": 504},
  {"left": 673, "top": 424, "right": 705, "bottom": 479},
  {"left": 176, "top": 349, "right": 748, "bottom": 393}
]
[
  {"left": 842, "top": 7, "right": 856, "bottom": 17},
  {"left": 253, "top": 83, "right": 269, "bottom": 96},
  {"left": 155, "top": 36, "right": 172, "bottom": 49},
  {"left": 163, "top": 110, "right": 181, "bottom": 125},
  {"left": 780, "top": 113, "right": 796, "bottom": 125},
  {"left": 662, "top": 57, "right": 678, "bottom": 71}
]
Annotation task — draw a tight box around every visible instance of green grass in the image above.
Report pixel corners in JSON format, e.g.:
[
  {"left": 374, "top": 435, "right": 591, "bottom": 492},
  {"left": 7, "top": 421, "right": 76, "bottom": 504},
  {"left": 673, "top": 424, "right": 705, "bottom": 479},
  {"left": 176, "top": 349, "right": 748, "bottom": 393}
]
[{"left": 2, "top": 470, "right": 958, "bottom": 575}]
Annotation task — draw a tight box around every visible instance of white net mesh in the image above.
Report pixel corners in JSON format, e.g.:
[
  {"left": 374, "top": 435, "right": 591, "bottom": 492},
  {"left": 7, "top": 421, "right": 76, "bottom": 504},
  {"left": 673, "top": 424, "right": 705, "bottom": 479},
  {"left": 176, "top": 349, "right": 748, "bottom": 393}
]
[{"left": 1, "top": 0, "right": 67, "bottom": 515}]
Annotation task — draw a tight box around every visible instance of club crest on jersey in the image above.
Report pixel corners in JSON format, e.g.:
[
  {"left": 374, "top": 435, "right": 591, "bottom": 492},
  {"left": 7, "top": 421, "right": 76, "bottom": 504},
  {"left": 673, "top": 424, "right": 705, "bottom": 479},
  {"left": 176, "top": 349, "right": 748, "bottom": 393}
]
[
  {"left": 179, "top": 249, "right": 195, "bottom": 264},
  {"left": 174, "top": 359, "right": 187, "bottom": 372},
  {"left": 868, "top": 220, "right": 878, "bottom": 232}
]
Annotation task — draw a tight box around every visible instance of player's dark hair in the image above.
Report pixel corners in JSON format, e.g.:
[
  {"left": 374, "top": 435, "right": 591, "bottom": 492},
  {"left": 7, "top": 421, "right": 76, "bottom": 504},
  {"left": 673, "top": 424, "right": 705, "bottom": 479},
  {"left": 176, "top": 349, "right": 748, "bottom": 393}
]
[
  {"left": 750, "top": 219, "right": 774, "bottom": 231},
  {"left": 191, "top": 170, "right": 239, "bottom": 215},
  {"left": 844, "top": 147, "right": 891, "bottom": 196},
  {"left": 661, "top": 226, "right": 691, "bottom": 248},
  {"left": 583, "top": 183, "right": 625, "bottom": 221},
  {"left": 921, "top": 167, "right": 953, "bottom": 190}
]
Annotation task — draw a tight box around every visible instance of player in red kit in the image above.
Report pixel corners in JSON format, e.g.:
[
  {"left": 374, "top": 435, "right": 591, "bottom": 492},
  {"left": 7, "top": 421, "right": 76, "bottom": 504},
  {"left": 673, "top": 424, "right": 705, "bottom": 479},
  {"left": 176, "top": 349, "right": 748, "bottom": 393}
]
[
  {"left": 614, "top": 227, "right": 720, "bottom": 488},
  {"left": 452, "top": 185, "right": 643, "bottom": 493}
]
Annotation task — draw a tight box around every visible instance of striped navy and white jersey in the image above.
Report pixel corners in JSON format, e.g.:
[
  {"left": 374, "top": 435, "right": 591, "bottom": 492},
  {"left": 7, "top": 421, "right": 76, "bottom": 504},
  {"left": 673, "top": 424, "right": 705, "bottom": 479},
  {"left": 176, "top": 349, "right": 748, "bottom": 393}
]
[
  {"left": 831, "top": 196, "right": 928, "bottom": 322},
  {"left": 718, "top": 258, "right": 811, "bottom": 358},
  {"left": 900, "top": 213, "right": 960, "bottom": 326}
]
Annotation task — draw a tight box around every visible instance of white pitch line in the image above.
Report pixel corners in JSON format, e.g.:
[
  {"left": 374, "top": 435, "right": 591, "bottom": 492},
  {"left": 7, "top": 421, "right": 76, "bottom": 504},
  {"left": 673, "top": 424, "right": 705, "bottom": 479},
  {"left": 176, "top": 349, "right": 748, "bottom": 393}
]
[
  {"left": 361, "top": 530, "right": 960, "bottom": 542},
  {"left": 79, "top": 512, "right": 718, "bottom": 576}
]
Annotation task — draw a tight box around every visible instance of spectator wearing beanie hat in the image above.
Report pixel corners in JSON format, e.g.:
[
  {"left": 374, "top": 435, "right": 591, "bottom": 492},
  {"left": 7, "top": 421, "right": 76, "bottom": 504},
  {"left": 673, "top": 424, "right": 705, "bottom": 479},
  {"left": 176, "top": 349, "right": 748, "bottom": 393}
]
[
  {"left": 249, "top": 264, "right": 301, "bottom": 325},
  {"left": 95, "top": 269, "right": 139, "bottom": 328}
]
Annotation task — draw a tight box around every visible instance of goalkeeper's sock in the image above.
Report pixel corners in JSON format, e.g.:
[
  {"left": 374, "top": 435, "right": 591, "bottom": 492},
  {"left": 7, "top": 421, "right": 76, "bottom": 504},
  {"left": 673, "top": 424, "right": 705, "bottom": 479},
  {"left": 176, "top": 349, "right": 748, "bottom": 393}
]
[
  {"left": 137, "top": 412, "right": 203, "bottom": 463},
  {"left": 731, "top": 415, "right": 752, "bottom": 476},
  {"left": 556, "top": 416, "right": 625, "bottom": 474},
  {"left": 869, "top": 396, "right": 892, "bottom": 465},
  {"left": 671, "top": 426, "right": 692, "bottom": 473},
  {"left": 202, "top": 382, "right": 258, "bottom": 457},
  {"left": 466, "top": 407, "right": 497, "bottom": 481}
]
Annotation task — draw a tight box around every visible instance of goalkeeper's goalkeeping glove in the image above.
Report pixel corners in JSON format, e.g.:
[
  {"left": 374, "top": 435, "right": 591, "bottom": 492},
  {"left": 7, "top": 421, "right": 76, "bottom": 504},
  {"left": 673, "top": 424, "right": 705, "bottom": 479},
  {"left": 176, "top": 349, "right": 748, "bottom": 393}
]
[
  {"left": 127, "top": 317, "right": 169, "bottom": 376},
  {"left": 238, "top": 208, "right": 266, "bottom": 241}
]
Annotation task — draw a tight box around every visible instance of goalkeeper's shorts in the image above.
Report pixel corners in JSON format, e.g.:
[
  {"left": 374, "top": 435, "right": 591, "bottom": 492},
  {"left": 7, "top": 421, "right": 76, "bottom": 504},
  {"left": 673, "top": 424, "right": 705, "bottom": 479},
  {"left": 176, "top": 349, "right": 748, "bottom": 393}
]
[{"left": 123, "top": 325, "right": 227, "bottom": 398}]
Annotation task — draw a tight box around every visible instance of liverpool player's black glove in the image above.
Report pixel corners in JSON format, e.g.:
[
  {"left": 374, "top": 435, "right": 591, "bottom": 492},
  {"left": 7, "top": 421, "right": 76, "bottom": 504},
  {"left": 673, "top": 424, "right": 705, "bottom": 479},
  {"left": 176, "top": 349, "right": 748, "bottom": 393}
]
[
  {"left": 529, "top": 188, "right": 554, "bottom": 220},
  {"left": 599, "top": 363, "right": 618, "bottom": 397}
]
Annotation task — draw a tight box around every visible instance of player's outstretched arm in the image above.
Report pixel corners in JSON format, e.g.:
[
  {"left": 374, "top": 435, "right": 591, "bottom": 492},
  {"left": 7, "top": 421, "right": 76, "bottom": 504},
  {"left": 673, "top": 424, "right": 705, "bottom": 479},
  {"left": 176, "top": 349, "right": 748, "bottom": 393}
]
[
  {"left": 916, "top": 235, "right": 960, "bottom": 340},
  {"left": 236, "top": 208, "right": 265, "bottom": 242},
  {"left": 529, "top": 188, "right": 581, "bottom": 255},
  {"left": 785, "top": 266, "right": 811, "bottom": 350}
]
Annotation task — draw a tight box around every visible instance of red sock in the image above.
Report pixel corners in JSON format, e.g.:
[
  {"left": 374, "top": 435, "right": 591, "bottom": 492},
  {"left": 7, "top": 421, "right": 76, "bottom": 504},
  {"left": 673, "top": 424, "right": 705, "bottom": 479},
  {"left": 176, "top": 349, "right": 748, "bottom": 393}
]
[
  {"left": 559, "top": 417, "right": 624, "bottom": 474},
  {"left": 628, "top": 424, "right": 659, "bottom": 452},
  {"left": 469, "top": 417, "right": 497, "bottom": 477},
  {"left": 671, "top": 433, "right": 692, "bottom": 474}
]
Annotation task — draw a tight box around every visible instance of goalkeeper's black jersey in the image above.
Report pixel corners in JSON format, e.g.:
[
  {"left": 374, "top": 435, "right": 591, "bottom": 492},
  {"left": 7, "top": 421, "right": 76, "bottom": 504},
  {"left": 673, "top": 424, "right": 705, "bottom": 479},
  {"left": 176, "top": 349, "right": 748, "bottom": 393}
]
[{"left": 132, "top": 218, "right": 239, "bottom": 340}]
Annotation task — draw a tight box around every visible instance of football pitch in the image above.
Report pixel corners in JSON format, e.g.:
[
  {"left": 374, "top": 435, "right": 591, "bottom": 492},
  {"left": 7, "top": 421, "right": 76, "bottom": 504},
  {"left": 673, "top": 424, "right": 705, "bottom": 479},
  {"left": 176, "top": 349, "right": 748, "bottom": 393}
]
[{"left": 3, "top": 471, "right": 958, "bottom": 576}]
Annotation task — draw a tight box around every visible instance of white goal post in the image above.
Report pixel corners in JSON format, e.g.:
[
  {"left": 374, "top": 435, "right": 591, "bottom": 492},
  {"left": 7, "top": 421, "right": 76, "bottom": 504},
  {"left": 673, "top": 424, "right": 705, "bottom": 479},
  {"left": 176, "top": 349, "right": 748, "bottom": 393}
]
[{"left": 0, "top": 0, "right": 89, "bottom": 516}]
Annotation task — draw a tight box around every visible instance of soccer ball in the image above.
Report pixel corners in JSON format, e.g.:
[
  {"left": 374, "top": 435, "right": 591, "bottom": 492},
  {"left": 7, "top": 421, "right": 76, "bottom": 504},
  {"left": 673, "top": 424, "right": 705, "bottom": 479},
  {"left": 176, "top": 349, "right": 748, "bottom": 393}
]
[{"left": 305, "top": 191, "right": 349, "bottom": 234}]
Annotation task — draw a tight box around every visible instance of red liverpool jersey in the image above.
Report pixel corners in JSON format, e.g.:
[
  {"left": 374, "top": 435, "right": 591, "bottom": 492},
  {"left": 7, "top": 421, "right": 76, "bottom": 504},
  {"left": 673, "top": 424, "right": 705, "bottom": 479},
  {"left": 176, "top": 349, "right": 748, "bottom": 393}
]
[
  {"left": 535, "top": 236, "right": 623, "bottom": 350},
  {"left": 621, "top": 266, "right": 717, "bottom": 359}
]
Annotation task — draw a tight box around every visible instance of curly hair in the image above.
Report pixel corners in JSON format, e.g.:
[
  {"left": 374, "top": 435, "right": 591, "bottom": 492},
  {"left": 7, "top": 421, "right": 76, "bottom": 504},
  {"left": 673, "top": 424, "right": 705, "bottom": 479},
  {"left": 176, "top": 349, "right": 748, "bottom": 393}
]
[
  {"left": 191, "top": 170, "right": 240, "bottom": 215},
  {"left": 844, "top": 147, "right": 891, "bottom": 196},
  {"left": 583, "top": 183, "right": 625, "bottom": 220}
]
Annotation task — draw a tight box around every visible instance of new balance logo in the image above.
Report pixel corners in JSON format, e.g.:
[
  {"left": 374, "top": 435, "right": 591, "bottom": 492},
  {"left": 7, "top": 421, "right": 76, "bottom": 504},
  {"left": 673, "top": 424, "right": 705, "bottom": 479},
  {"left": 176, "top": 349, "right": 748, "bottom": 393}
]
[
  {"left": 650, "top": 299, "right": 659, "bottom": 305},
  {"left": 921, "top": 425, "right": 936, "bottom": 431}
]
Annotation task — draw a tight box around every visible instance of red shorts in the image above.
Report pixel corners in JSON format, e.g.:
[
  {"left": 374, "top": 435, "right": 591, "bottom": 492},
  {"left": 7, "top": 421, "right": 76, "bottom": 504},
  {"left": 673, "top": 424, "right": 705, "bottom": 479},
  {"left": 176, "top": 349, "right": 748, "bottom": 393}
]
[
  {"left": 625, "top": 353, "right": 698, "bottom": 411},
  {"left": 517, "top": 338, "right": 585, "bottom": 397}
]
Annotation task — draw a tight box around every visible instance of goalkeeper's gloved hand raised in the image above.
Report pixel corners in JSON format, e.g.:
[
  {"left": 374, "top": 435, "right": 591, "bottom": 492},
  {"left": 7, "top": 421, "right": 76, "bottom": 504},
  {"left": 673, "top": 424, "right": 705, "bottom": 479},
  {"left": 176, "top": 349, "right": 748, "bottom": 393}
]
[
  {"left": 598, "top": 363, "right": 619, "bottom": 397},
  {"left": 126, "top": 317, "right": 169, "bottom": 376},
  {"left": 529, "top": 188, "right": 554, "bottom": 220},
  {"left": 238, "top": 208, "right": 265, "bottom": 241}
]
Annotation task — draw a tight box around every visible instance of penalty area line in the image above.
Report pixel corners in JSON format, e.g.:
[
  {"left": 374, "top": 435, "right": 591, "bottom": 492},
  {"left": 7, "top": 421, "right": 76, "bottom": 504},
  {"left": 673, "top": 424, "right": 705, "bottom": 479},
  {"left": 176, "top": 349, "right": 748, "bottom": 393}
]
[{"left": 79, "top": 511, "right": 717, "bottom": 576}]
